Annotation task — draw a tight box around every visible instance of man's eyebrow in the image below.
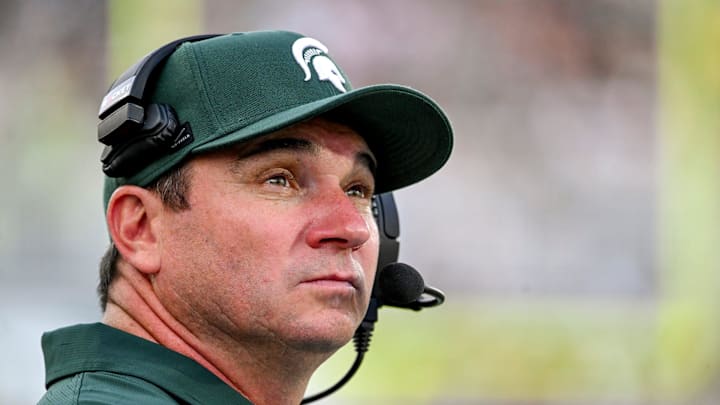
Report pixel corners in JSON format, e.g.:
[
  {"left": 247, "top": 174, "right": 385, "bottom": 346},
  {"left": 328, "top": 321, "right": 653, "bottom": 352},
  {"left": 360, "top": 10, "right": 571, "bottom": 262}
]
[{"left": 234, "top": 136, "right": 377, "bottom": 176}]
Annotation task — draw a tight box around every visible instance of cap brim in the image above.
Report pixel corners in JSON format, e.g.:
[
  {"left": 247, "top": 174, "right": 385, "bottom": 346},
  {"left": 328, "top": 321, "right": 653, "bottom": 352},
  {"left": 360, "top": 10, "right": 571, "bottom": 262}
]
[{"left": 193, "top": 84, "right": 453, "bottom": 193}]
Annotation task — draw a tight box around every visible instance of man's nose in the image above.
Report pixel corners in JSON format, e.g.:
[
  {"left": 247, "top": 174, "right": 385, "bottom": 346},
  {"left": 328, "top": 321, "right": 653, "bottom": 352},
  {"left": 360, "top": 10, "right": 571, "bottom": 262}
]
[{"left": 304, "top": 188, "right": 371, "bottom": 251}]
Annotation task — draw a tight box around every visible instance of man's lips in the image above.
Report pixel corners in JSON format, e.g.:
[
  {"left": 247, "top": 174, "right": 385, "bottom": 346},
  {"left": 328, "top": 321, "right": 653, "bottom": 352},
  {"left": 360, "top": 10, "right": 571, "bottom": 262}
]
[{"left": 301, "top": 273, "right": 361, "bottom": 290}]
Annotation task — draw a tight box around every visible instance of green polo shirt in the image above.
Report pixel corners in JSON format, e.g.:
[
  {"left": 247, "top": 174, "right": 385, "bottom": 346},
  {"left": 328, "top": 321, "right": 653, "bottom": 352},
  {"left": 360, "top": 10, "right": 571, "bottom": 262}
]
[{"left": 39, "top": 323, "right": 252, "bottom": 404}]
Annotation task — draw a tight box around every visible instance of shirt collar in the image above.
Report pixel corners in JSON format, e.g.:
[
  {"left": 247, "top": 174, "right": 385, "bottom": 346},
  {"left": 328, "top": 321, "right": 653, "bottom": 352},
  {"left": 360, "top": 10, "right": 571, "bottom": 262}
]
[{"left": 42, "top": 323, "right": 252, "bottom": 404}]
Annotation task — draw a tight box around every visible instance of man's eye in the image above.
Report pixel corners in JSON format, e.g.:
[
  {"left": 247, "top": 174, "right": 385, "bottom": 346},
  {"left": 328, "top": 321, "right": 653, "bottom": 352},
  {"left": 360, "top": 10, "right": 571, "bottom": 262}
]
[
  {"left": 346, "top": 184, "right": 370, "bottom": 199},
  {"left": 265, "top": 174, "right": 292, "bottom": 187}
]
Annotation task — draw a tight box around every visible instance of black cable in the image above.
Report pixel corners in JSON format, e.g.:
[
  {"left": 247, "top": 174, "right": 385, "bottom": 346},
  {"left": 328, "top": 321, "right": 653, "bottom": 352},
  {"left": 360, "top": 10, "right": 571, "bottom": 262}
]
[
  {"left": 301, "top": 299, "right": 378, "bottom": 404},
  {"left": 300, "top": 339, "right": 367, "bottom": 404}
]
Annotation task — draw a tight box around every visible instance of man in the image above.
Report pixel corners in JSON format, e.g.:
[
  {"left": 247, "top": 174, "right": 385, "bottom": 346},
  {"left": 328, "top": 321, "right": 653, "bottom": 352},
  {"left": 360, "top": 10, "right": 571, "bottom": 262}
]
[{"left": 39, "top": 30, "right": 452, "bottom": 404}]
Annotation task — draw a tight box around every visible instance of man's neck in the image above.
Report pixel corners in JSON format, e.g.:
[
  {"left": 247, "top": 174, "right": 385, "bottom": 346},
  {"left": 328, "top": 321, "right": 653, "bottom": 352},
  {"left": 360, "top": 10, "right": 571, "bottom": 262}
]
[{"left": 103, "top": 264, "right": 329, "bottom": 405}]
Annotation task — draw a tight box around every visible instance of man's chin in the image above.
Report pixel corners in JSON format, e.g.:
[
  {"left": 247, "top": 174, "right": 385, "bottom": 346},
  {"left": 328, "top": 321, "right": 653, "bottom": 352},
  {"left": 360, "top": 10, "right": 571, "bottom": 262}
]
[{"left": 285, "top": 318, "right": 359, "bottom": 354}]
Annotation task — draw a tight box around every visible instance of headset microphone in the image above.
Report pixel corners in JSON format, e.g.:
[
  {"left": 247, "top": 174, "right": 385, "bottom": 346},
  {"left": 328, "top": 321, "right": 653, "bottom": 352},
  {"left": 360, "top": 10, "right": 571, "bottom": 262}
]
[
  {"left": 376, "top": 262, "right": 445, "bottom": 309},
  {"left": 376, "top": 262, "right": 425, "bottom": 305}
]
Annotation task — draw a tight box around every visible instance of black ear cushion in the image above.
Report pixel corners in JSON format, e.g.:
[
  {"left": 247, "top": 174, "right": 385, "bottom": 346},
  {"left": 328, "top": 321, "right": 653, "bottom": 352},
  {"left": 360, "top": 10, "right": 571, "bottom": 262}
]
[
  {"left": 101, "top": 104, "right": 180, "bottom": 177},
  {"left": 98, "top": 35, "right": 222, "bottom": 177},
  {"left": 373, "top": 193, "right": 400, "bottom": 271}
]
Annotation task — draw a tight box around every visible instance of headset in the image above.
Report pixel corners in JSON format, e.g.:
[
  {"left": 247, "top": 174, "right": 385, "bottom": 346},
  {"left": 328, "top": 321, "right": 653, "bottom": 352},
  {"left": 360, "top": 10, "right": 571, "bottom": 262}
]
[
  {"left": 97, "top": 34, "right": 221, "bottom": 178},
  {"left": 98, "top": 35, "right": 445, "bottom": 404}
]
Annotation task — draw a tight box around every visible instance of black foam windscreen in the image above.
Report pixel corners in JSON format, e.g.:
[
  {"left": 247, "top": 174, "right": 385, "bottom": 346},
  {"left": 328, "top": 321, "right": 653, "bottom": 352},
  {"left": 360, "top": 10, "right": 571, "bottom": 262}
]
[{"left": 376, "top": 262, "right": 425, "bottom": 306}]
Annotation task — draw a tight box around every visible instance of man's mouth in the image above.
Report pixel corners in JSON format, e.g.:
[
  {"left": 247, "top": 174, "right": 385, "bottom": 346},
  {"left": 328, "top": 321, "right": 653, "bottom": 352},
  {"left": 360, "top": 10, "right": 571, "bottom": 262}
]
[{"left": 302, "top": 273, "right": 360, "bottom": 291}]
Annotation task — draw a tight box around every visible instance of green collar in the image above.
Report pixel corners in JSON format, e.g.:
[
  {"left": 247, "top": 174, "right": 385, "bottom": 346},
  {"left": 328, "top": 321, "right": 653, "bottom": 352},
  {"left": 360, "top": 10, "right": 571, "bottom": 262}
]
[{"left": 42, "top": 323, "right": 252, "bottom": 404}]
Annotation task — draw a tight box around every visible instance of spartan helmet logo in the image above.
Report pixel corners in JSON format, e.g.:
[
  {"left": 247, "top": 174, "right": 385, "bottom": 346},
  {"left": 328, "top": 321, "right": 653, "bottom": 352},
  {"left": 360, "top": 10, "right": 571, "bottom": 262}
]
[{"left": 292, "top": 37, "right": 347, "bottom": 93}]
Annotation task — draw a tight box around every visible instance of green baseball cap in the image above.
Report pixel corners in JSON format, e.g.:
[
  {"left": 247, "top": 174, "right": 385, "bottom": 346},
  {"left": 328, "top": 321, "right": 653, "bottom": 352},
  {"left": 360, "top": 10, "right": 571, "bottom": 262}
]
[{"left": 102, "top": 30, "right": 453, "bottom": 207}]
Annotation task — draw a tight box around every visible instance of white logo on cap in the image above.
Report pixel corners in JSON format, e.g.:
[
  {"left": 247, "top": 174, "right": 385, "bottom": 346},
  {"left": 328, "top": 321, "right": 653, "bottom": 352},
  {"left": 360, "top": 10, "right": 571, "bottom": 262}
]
[{"left": 292, "top": 37, "right": 347, "bottom": 93}]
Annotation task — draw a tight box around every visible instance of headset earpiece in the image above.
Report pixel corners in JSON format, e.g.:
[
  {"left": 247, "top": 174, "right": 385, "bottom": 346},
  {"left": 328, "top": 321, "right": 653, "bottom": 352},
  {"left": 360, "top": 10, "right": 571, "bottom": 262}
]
[
  {"left": 100, "top": 103, "right": 192, "bottom": 177},
  {"left": 97, "top": 34, "right": 220, "bottom": 178},
  {"left": 372, "top": 193, "right": 400, "bottom": 270}
]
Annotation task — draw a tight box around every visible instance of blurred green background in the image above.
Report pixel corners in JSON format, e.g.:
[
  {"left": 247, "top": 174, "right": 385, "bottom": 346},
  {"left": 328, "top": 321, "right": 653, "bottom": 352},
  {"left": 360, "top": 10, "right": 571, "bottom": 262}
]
[{"left": 1, "top": 0, "right": 719, "bottom": 404}]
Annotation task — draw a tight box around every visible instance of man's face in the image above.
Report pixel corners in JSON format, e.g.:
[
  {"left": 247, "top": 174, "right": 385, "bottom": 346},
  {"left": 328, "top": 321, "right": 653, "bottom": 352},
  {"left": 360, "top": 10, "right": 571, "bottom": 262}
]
[{"left": 154, "top": 117, "right": 379, "bottom": 353}]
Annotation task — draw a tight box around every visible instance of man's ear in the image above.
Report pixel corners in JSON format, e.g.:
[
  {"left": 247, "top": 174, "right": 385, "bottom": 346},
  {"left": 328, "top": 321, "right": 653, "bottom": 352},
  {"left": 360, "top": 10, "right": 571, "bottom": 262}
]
[{"left": 106, "top": 185, "right": 164, "bottom": 274}]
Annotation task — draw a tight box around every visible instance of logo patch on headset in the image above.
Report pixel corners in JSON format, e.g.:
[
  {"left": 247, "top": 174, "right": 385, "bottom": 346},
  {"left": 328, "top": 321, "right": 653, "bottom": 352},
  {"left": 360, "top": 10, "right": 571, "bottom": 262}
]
[
  {"left": 291, "top": 37, "right": 347, "bottom": 93},
  {"left": 170, "top": 122, "right": 194, "bottom": 150},
  {"left": 99, "top": 76, "right": 135, "bottom": 116}
]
